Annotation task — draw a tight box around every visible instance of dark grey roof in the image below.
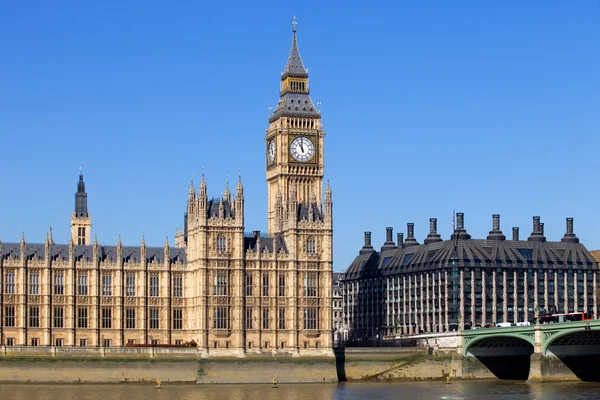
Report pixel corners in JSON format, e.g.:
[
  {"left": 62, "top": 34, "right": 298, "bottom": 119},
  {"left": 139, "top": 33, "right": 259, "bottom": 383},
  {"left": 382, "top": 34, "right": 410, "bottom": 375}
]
[
  {"left": 1, "top": 243, "right": 186, "bottom": 264},
  {"left": 75, "top": 172, "right": 88, "bottom": 218},
  {"left": 207, "top": 198, "right": 235, "bottom": 219},
  {"left": 343, "top": 236, "right": 598, "bottom": 281},
  {"left": 333, "top": 272, "right": 343, "bottom": 285},
  {"left": 283, "top": 29, "right": 307, "bottom": 79},
  {"left": 244, "top": 234, "right": 288, "bottom": 254},
  {"left": 297, "top": 202, "right": 323, "bottom": 222},
  {"left": 269, "top": 92, "right": 320, "bottom": 123}
]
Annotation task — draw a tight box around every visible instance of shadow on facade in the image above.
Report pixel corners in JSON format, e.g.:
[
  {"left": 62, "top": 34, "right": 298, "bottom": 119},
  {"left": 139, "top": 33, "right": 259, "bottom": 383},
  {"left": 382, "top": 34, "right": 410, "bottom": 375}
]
[
  {"left": 467, "top": 337, "right": 534, "bottom": 380},
  {"left": 547, "top": 331, "right": 600, "bottom": 382},
  {"left": 333, "top": 347, "right": 347, "bottom": 382}
]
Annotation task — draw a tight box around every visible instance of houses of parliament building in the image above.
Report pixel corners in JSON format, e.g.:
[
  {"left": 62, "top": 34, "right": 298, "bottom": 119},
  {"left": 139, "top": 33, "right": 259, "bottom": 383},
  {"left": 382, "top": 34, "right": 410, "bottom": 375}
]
[{"left": 0, "top": 22, "right": 334, "bottom": 356}]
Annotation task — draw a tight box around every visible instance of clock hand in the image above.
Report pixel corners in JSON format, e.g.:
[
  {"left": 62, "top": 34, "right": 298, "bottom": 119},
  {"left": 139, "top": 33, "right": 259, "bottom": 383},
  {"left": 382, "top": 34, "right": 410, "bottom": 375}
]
[{"left": 299, "top": 143, "right": 304, "bottom": 153}]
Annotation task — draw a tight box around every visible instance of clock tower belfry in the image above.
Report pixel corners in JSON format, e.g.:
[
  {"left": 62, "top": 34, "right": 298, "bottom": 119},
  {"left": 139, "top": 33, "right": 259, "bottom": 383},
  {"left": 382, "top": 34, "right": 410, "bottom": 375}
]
[{"left": 266, "top": 18, "right": 327, "bottom": 235}]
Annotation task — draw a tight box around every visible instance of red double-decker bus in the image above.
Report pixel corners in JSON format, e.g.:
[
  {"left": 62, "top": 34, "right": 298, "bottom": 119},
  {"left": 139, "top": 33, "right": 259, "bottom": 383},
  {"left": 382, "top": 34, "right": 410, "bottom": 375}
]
[{"left": 537, "top": 311, "right": 593, "bottom": 324}]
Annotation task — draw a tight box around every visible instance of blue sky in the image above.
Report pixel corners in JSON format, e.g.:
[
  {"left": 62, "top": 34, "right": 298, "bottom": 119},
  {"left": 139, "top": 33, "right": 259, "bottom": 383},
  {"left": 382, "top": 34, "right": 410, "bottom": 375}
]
[{"left": 1, "top": 1, "right": 599, "bottom": 271}]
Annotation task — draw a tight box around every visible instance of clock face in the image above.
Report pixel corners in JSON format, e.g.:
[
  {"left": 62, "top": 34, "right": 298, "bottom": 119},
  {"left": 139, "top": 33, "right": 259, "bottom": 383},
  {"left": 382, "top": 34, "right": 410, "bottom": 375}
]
[
  {"left": 268, "top": 139, "right": 276, "bottom": 164},
  {"left": 290, "top": 136, "right": 315, "bottom": 162}
]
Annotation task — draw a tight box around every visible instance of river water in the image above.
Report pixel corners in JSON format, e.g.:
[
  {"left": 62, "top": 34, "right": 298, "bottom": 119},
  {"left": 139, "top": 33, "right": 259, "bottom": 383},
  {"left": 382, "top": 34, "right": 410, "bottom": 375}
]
[{"left": 1, "top": 381, "right": 600, "bottom": 400}]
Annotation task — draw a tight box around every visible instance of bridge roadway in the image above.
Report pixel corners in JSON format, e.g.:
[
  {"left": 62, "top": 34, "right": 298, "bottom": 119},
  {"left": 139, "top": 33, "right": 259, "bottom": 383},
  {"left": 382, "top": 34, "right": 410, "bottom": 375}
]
[{"left": 459, "top": 320, "right": 600, "bottom": 381}]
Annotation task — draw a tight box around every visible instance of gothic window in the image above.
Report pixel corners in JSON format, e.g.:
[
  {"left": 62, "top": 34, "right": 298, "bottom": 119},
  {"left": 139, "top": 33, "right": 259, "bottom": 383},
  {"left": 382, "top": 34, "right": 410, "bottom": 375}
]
[
  {"left": 29, "top": 272, "right": 39, "bottom": 295},
  {"left": 173, "top": 308, "right": 183, "bottom": 330},
  {"left": 149, "top": 308, "right": 159, "bottom": 329},
  {"left": 78, "top": 274, "right": 88, "bottom": 296},
  {"left": 126, "top": 275, "right": 136, "bottom": 297},
  {"left": 102, "top": 274, "right": 112, "bottom": 296},
  {"left": 213, "top": 271, "right": 227, "bottom": 296},
  {"left": 246, "top": 274, "right": 253, "bottom": 296},
  {"left": 304, "top": 273, "right": 317, "bottom": 297},
  {"left": 262, "top": 274, "right": 269, "bottom": 297},
  {"left": 246, "top": 307, "right": 253, "bottom": 329},
  {"left": 217, "top": 234, "right": 227, "bottom": 253},
  {"left": 5, "top": 272, "right": 15, "bottom": 294},
  {"left": 101, "top": 307, "right": 112, "bottom": 329},
  {"left": 279, "top": 275, "right": 285, "bottom": 297},
  {"left": 262, "top": 308, "right": 269, "bottom": 329},
  {"left": 77, "top": 307, "right": 88, "bottom": 328},
  {"left": 304, "top": 308, "right": 317, "bottom": 330},
  {"left": 54, "top": 273, "right": 64, "bottom": 295},
  {"left": 214, "top": 307, "right": 228, "bottom": 329},
  {"left": 279, "top": 308, "right": 285, "bottom": 330},
  {"left": 126, "top": 308, "right": 136, "bottom": 329},
  {"left": 306, "top": 237, "right": 316, "bottom": 255},
  {"left": 54, "top": 307, "right": 64, "bottom": 328},
  {"left": 4, "top": 306, "right": 15, "bottom": 327},
  {"left": 173, "top": 275, "right": 183, "bottom": 297},
  {"left": 150, "top": 275, "right": 159, "bottom": 297}
]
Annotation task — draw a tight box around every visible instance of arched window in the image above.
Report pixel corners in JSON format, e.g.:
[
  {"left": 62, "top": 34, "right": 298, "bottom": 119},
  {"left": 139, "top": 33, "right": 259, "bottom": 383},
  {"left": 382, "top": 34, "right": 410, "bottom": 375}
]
[
  {"left": 216, "top": 234, "right": 227, "bottom": 253},
  {"left": 306, "top": 237, "right": 316, "bottom": 255}
]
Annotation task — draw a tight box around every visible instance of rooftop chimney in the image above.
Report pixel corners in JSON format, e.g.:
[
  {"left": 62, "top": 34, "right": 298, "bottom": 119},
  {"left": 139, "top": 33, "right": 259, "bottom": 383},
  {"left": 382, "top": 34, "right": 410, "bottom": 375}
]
[
  {"left": 512, "top": 227, "right": 519, "bottom": 241},
  {"left": 397, "top": 232, "right": 404, "bottom": 248},
  {"left": 381, "top": 227, "right": 398, "bottom": 252},
  {"left": 450, "top": 212, "right": 471, "bottom": 240},
  {"left": 561, "top": 217, "right": 579, "bottom": 243},
  {"left": 424, "top": 218, "right": 442, "bottom": 244},
  {"left": 404, "top": 223, "right": 419, "bottom": 247},
  {"left": 359, "top": 231, "right": 376, "bottom": 254},
  {"left": 487, "top": 214, "right": 506, "bottom": 241},
  {"left": 527, "top": 216, "right": 546, "bottom": 242}
]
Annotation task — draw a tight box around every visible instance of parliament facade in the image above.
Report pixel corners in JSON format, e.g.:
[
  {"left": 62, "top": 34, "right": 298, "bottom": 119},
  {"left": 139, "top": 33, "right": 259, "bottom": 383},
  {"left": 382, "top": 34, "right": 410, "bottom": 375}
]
[
  {"left": 0, "top": 23, "right": 333, "bottom": 356},
  {"left": 342, "top": 214, "right": 599, "bottom": 339}
]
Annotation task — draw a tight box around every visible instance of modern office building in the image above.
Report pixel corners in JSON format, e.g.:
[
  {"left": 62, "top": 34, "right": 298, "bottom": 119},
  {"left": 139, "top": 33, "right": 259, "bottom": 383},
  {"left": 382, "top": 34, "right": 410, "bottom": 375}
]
[{"left": 341, "top": 214, "right": 598, "bottom": 339}]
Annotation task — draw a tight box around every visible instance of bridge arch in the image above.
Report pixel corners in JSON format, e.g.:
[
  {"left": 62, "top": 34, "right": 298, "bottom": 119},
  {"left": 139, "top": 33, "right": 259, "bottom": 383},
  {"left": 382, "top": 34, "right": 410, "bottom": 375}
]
[
  {"left": 543, "top": 326, "right": 600, "bottom": 355},
  {"left": 463, "top": 333, "right": 535, "bottom": 357}
]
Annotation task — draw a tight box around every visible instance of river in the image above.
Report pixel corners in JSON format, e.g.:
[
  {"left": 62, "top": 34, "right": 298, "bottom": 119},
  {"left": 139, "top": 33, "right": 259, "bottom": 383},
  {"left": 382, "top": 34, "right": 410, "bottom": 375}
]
[{"left": 1, "top": 381, "right": 600, "bottom": 400}]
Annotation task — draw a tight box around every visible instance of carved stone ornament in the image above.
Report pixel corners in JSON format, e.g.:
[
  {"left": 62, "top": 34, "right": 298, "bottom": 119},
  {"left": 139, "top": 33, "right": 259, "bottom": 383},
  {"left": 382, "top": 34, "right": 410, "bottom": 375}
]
[
  {"left": 78, "top": 296, "right": 88, "bottom": 304},
  {"left": 126, "top": 297, "right": 135, "bottom": 305},
  {"left": 102, "top": 296, "right": 112, "bottom": 304},
  {"left": 30, "top": 295, "right": 40, "bottom": 303}
]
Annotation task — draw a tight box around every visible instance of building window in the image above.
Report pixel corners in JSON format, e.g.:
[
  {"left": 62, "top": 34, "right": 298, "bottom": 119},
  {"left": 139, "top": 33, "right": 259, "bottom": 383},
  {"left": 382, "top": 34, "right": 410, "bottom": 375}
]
[
  {"left": 279, "top": 275, "right": 285, "bottom": 297},
  {"left": 30, "top": 272, "right": 39, "bottom": 295},
  {"left": 54, "top": 272, "right": 64, "bottom": 295},
  {"left": 126, "top": 275, "right": 136, "bottom": 297},
  {"left": 175, "top": 340, "right": 183, "bottom": 345},
  {"left": 150, "top": 275, "right": 159, "bottom": 297},
  {"left": 126, "top": 308, "right": 136, "bottom": 329},
  {"left": 262, "top": 275, "right": 269, "bottom": 297},
  {"left": 103, "top": 339, "right": 111, "bottom": 348},
  {"left": 29, "top": 306, "right": 39, "bottom": 328},
  {"left": 54, "top": 307, "right": 64, "bottom": 328},
  {"left": 152, "top": 339, "right": 159, "bottom": 346},
  {"left": 304, "top": 273, "right": 317, "bottom": 297},
  {"left": 149, "top": 308, "right": 159, "bottom": 329},
  {"left": 246, "top": 274, "right": 253, "bottom": 296},
  {"left": 279, "top": 308, "right": 285, "bottom": 330},
  {"left": 262, "top": 308, "right": 269, "bottom": 329},
  {"left": 173, "top": 275, "right": 183, "bottom": 297},
  {"left": 6, "top": 338, "right": 14, "bottom": 346},
  {"left": 246, "top": 308, "right": 253, "bottom": 329},
  {"left": 173, "top": 308, "right": 183, "bottom": 330},
  {"left": 216, "top": 234, "right": 227, "bottom": 253},
  {"left": 31, "top": 338, "right": 39, "bottom": 346},
  {"left": 127, "top": 339, "right": 136, "bottom": 345},
  {"left": 78, "top": 307, "right": 88, "bottom": 328},
  {"left": 102, "top": 307, "right": 112, "bottom": 329},
  {"left": 306, "top": 237, "right": 316, "bottom": 255},
  {"left": 5, "top": 272, "right": 15, "bottom": 294},
  {"left": 304, "top": 308, "right": 317, "bottom": 330},
  {"left": 78, "top": 274, "right": 88, "bottom": 296},
  {"left": 214, "top": 307, "right": 228, "bottom": 329},
  {"left": 102, "top": 274, "right": 112, "bottom": 296},
  {"left": 4, "top": 306, "right": 15, "bottom": 327},
  {"left": 79, "top": 339, "right": 87, "bottom": 347},
  {"left": 213, "top": 271, "right": 227, "bottom": 296},
  {"left": 55, "top": 338, "right": 63, "bottom": 347}
]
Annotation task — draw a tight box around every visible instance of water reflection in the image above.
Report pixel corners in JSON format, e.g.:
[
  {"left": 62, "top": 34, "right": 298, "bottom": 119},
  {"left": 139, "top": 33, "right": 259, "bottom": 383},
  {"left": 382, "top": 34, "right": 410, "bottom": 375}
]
[{"left": 2, "top": 381, "right": 600, "bottom": 400}]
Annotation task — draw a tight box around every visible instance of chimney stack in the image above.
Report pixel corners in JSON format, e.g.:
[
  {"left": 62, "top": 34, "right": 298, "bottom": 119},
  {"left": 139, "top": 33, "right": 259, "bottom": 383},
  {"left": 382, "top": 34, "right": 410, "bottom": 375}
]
[
  {"left": 561, "top": 217, "right": 579, "bottom": 243},
  {"left": 359, "top": 231, "right": 375, "bottom": 254},
  {"left": 487, "top": 214, "right": 506, "bottom": 241},
  {"left": 381, "top": 227, "right": 398, "bottom": 252},
  {"left": 397, "top": 233, "right": 404, "bottom": 248},
  {"left": 528, "top": 216, "right": 546, "bottom": 242},
  {"left": 512, "top": 227, "right": 519, "bottom": 241},
  {"left": 450, "top": 212, "right": 471, "bottom": 240},
  {"left": 424, "top": 218, "right": 442, "bottom": 244},
  {"left": 456, "top": 213, "right": 464, "bottom": 230},
  {"left": 404, "top": 223, "right": 419, "bottom": 247}
]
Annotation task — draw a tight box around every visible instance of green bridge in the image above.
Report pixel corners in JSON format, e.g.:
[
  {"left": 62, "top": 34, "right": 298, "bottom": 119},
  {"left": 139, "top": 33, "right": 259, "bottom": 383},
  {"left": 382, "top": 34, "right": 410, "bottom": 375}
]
[{"left": 459, "top": 320, "right": 600, "bottom": 381}]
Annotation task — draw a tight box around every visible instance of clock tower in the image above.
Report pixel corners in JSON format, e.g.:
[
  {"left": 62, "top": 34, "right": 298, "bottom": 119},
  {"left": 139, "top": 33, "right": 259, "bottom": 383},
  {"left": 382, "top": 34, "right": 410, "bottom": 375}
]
[{"left": 266, "top": 18, "right": 326, "bottom": 235}]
